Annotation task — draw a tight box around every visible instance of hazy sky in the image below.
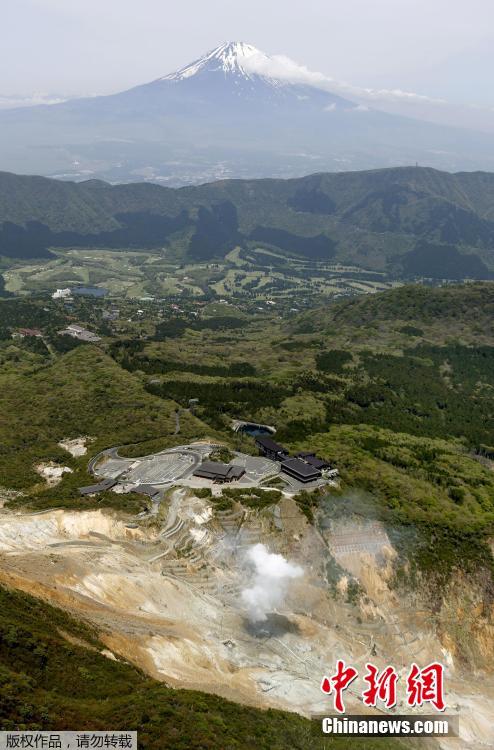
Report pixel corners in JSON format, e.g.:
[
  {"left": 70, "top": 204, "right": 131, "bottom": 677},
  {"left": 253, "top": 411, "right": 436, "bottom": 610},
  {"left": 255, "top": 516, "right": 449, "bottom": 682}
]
[{"left": 2, "top": 0, "right": 493, "bottom": 110}]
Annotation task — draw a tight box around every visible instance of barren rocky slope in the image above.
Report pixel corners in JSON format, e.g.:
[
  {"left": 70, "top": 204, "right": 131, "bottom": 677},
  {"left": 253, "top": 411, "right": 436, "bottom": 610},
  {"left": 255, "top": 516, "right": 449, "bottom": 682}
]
[{"left": 1, "top": 492, "right": 492, "bottom": 748}]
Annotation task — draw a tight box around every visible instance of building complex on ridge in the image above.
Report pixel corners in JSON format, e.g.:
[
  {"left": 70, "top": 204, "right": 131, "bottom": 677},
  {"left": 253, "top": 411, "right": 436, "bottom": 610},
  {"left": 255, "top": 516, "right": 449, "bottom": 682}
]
[{"left": 255, "top": 436, "right": 334, "bottom": 484}]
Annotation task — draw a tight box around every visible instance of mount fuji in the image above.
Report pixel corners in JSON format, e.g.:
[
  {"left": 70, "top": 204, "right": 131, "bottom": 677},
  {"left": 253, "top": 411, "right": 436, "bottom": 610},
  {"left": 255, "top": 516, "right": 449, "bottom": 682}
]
[
  {"left": 1, "top": 41, "right": 493, "bottom": 183},
  {"left": 157, "top": 41, "right": 350, "bottom": 106}
]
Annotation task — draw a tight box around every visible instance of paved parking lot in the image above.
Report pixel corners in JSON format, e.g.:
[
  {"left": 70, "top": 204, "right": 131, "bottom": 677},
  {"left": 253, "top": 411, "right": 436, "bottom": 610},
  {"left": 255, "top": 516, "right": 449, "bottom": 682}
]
[
  {"left": 94, "top": 457, "right": 135, "bottom": 479},
  {"left": 231, "top": 454, "right": 278, "bottom": 482},
  {"left": 125, "top": 452, "right": 196, "bottom": 485}
]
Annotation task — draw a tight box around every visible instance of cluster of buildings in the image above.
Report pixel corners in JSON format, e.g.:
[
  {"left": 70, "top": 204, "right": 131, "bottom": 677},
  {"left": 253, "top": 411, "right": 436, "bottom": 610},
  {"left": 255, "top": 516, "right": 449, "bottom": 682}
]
[
  {"left": 190, "top": 437, "right": 336, "bottom": 487},
  {"left": 255, "top": 436, "right": 334, "bottom": 484},
  {"left": 189, "top": 437, "right": 336, "bottom": 487}
]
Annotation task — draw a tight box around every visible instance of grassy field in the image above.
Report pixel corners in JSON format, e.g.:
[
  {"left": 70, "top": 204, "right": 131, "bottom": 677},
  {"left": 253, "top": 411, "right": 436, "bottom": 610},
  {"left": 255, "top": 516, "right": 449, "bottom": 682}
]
[{"left": 2, "top": 246, "right": 399, "bottom": 303}]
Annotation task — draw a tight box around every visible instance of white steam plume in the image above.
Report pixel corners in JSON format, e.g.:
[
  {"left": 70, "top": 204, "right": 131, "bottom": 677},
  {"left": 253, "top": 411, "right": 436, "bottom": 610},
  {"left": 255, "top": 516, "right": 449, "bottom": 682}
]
[{"left": 241, "top": 543, "right": 303, "bottom": 622}]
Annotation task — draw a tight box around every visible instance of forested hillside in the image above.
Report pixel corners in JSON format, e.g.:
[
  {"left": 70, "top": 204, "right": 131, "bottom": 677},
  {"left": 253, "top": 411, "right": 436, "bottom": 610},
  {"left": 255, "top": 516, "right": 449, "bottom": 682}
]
[
  {"left": 3, "top": 282, "right": 494, "bottom": 545},
  {"left": 1, "top": 282, "right": 493, "bottom": 744},
  {"left": 1, "top": 167, "right": 494, "bottom": 278}
]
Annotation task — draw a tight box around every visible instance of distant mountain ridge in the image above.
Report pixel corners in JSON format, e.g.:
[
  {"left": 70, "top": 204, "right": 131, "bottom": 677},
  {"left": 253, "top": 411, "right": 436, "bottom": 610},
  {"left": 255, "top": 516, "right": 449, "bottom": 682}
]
[
  {"left": 1, "top": 166, "right": 494, "bottom": 279},
  {"left": 1, "top": 42, "right": 494, "bottom": 183}
]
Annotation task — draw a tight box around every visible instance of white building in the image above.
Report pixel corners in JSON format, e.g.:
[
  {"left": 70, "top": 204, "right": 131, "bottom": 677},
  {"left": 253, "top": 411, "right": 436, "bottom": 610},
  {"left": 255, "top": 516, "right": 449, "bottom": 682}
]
[{"left": 52, "top": 288, "right": 72, "bottom": 299}]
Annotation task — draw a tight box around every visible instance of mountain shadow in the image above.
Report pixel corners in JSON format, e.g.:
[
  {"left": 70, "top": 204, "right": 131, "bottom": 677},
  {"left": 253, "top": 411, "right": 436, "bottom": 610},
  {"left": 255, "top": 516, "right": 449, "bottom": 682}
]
[
  {"left": 0, "top": 211, "right": 191, "bottom": 259},
  {"left": 287, "top": 188, "right": 336, "bottom": 215},
  {"left": 57, "top": 211, "right": 191, "bottom": 249},
  {"left": 402, "top": 242, "right": 491, "bottom": 280},
  {"left": 0, "top": 221, "right": 56, "bottom": 259},
  {"left": 250, "top": 226, "right": 336, "bottom": 260},
  {"left": 188, "top": 201, "right": 243, "bottom": 260}
]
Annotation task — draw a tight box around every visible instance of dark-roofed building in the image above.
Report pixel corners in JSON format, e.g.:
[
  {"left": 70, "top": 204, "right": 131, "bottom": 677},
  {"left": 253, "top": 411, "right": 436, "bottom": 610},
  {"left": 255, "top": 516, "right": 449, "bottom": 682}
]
[
  {"left": 280, "top": 458, "right": 321, "bottom": 483},
  {"left": 255, "top": 436, "right": 288, "bottom": 461},
  {"left": 193, "top": 461, "right": 245, "bottom": 483},
  {"left": 296, "top": 452, "right": 331, "bottom": 470},
  {"left": 304, "top": 455, "right": 331, "bottom": 470},
  {"left": 79, "top": 477, "right": 117, "bottom": 495}
]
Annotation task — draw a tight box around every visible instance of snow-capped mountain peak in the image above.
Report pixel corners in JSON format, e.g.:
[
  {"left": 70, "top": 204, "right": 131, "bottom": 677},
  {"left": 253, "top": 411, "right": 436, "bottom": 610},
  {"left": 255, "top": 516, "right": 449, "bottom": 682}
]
[{"left": 162, "top": 41, "right": 299, "bottom": 85}]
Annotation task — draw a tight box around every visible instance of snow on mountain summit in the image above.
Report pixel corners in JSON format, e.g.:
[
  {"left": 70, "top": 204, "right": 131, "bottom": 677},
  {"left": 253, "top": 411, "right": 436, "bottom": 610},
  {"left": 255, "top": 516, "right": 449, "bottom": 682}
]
[
  {"left": 162, "top": 42, "right": 278, "bottom": 83},
  {"left": 161, "top": 41, "right": 326, "bottom": 88}
]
